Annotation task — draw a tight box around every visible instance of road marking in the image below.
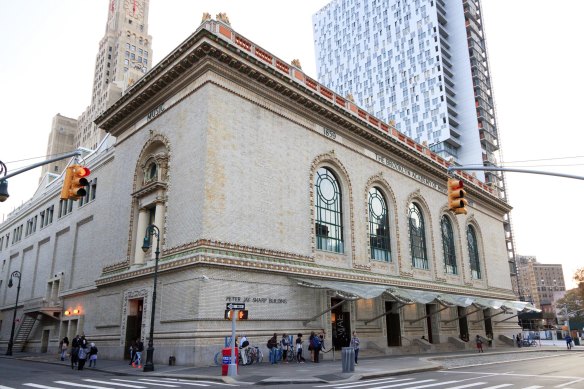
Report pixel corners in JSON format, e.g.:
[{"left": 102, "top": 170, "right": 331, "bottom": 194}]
[
  {"left": 443, "top": 370, "right": 582, "bottom": 380},
  {"left": 555, "top": 378, "right": 584, "bottom": 388},
  {"left": 23, "top": 385, "right": 64, "bottom": 389},
  {"left": 315, "top": 378, "right": 398, "bottom": 387},
  {"left": 369, "top": 380, "right": 435, "bottom": 389},
  {"left": 481, "top": 385, "right": 513, "bottom": 389},
  {"left": 394, "top": 381, "right": 459, "bottom": 389},
  {"left": 0, "top": 386, "right": 16, "bottom": 389},
  {"left": 54, "top": 382, "right": 113, "bottom": 389},
  {"left": 137, "top": 379, "right": 209, "bottom": 387},
  {"left": 319, "top": 378, "right": 408, "bottom": 388},
  {"left": 520, "top": 387, "right": 543, "bottom": 389},
  {"left": 82, "top": 380, "right": 146, "bottom": 388},
  {"left": 176, "top": 380, "right": 237, "bottom": 387},
  {"left": 111, "top": 380, "right": 179, "bottom": 387},
  {"left": 445, "top": 354, "right": 568, "bottom": 370},
  {"left": 447, "top": 383, "right": 487, "bottom": 389}
]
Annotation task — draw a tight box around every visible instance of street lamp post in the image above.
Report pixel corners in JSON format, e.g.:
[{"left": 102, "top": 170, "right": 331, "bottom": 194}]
[
  {"left": 6, "top": 271, "right": 22, "bottom": 356},
  {"left": 141, "top": 224, "right": 160, "bottom": 372}
]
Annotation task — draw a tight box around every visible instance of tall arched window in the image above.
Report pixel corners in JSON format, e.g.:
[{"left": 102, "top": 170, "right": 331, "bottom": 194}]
[
  {"left": 315, "top": 167, "right": 343, "bottom": 253},
  {"left": 441, "top": 215, "right": 457, "bottom": 274},
  {"left": 408, "top": 202, "right": 428, "bottom": 269},
  {"left": 369, "top": 187, "right": 391, "bottom": 261},
  {"left": 467, "top": 225, "right": 481, "bottom": 279}
]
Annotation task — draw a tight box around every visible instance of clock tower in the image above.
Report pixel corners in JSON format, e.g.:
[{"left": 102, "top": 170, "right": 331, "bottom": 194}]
[{"left": 76, "top": 0, "right": 153, "bottom": 150}]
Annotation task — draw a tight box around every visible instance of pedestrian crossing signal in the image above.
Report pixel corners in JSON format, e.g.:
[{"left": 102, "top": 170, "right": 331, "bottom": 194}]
[{"left": 224, "top": 309, "right": 249, "bottom": 320}]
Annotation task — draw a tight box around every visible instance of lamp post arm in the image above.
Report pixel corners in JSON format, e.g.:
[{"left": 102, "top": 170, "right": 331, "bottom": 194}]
[{"left": 447, "top": 165, "right": 584, "bottom": 181}]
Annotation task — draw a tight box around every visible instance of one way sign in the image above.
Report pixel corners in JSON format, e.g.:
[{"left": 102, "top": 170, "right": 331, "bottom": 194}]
[{"left": 226, "top": 303, "right": 246, "bottom": 310}]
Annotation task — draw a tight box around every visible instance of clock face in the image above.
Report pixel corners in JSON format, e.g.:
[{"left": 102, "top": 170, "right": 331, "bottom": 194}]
[{"left": 124, "top": 0, "right": 144, "bottom": 19}]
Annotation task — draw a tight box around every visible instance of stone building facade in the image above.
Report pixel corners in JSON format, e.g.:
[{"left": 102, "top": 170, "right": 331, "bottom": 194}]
[{"left": 0, "top": 19, "right": 531, "bottom": 366}]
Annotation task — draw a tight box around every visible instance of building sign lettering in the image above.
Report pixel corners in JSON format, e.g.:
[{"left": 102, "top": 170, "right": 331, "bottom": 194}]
[
  {"left": 226, "top": 296, "right": 287, "bottom": 304},
  {"left": 375, "top": 154, "right": 445, "bottom": 193},
  {"left": 147, "top": 103, "right": 165, "bottom": 121}
]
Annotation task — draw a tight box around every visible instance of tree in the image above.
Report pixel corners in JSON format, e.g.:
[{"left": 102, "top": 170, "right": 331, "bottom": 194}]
[
  {"left": 556, "top": 288, "right": 584, "bottom": 318},
  {"left": 574, "top": 267, "right": 584, "bottom": 301}
]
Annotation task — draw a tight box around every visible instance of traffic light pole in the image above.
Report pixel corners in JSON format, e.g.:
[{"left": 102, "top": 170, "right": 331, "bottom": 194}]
[
  {"left": 2, "top": 150, "right": 83, "bottom": 180},
  {"left": 447, "top": 166, "right": 584, "bottom": 181}
]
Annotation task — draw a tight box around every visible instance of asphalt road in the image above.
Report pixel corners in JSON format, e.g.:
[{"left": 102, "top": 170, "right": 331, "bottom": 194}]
[{"left": 1, "top": 353, "right": 583, "bottom": 388}]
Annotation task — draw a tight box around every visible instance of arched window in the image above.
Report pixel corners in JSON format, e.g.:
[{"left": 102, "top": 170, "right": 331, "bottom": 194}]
[
  {"left": 441, "top": 215, "right": 457, "bottom": 274},
  {"left": 467, "top": 225, "right": 481, "bottom": 279},
  {"left": 408, "top": 202, "right": 428, "bottom": 269},
  {"left": 315, "top": 167, "right": 343, "bottom": 253},
  {"left": 369, "top": 187, "right": 391, "bottom": 261},
  {"left": 147, "top": 162, "right": 158, "bottom": 182}
]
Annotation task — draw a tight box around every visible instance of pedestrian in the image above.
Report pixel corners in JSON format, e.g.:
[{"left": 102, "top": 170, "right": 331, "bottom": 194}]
[
  {"left": 77, "top": 344, "right": 88, "bottom": 370},
  {"left": 308, "top": 331, "right": 315, "bottom": 361},
  {"left": 565, "top": 334, "right": 573, "bottom": 350},
  {"left": 240, "top": 335, "right": 249, "bottom": 365},
  {"left": 80, "top": 335, "right": 88, "bottom": 349},
  {"left": 311, "top": 331, "right": 322, "bottom": 363},
  {"left": 60, "top": 336, "right": 69, "bottom": 361},
  {"left": 475, "top": 335, "right": 484, "bottom": 353},
  {"left": 88, "top": 342, "right": 98, "bottom": 367},
  {"left": 281, "top": 333, "right": 290, "bottom": 363},
  {"left": 516, "top": 333, "right": 521, "bottom": 348},
  {"left": 128, "top": 340, "right": 136, "bottom": 365},
  {"left": 350, "top": 331, "right": 360, "bottom": 365},
  {"left": 70, "top": 335, "right": 80, "bottom": 369},
  {"left": 319, "top": 331, "right": 326, "bottom": 352},
  {"left": 295, "top": 333, "right": 305, "bottom": 363},
  {"left": 267, "top": 333, "right": 278, "bottom": 364},
  {"left": 133, "top": 338, "right": 144, "bottom": 368}
]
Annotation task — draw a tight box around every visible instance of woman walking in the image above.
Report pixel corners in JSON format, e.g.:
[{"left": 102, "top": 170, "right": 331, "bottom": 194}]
[{"left": 350, "top": 331, "right": 360, "bottom": 364}]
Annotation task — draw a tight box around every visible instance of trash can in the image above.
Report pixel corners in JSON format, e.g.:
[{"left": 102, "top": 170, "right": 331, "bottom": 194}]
[
  {"left": 341, "top": 347, "right": 355, "bottom": 373},
  {"left": 574, "top": 337, "right": 580, "bottom": 346},
  {"left": 221, "top": 347, "right": 238, "bottom": 376}
]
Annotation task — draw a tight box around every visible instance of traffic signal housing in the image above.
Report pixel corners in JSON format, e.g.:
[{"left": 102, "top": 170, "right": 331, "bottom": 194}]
[
  {"left": 60, "top": 165, "right": 91, "bottom": 200},
  {"left": 224, "top": 309, "right": 249, "bottom": 320},
  {"left": 448, "top": 178, "right": 468, "bottom": 215}
]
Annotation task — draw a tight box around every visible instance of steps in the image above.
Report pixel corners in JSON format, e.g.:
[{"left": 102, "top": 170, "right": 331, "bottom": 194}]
[{"left": 14, "top": 314, "right": 39, "bottom": 351}]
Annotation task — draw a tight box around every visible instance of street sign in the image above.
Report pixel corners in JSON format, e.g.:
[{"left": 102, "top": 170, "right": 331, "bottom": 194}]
[{"left": 226, "top": 303, "right": 246, "bottom": 310}]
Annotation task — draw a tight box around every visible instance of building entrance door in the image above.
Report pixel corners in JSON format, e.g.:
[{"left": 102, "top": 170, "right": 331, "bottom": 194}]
[
  {"left": 484, "top": 309, "right": 493, "bottom": 336},
  {"left": 458, "top": 306, "right": 469, "bottom": 341},
  {"left": 385, "top": 301, "right": 401, "bottom": 347},
  {"left": 331, "top": 298, "right": 350, "bottom": 350},
  {"left": 41, "top": 329, "right": 50, "bottom": 353},
  {"left": 124, "top": 299, "right": 143, "bottom": 359}
]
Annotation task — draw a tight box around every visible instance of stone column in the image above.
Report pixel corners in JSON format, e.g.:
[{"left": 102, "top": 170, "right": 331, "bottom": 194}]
[{"left": 134, "top": 208, "right": 150, "bottom": 265}]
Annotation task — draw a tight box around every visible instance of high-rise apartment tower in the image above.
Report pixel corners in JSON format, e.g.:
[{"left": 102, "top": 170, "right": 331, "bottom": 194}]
[{"left": 313, "top": 0, "right": 517, "bottom": 291}]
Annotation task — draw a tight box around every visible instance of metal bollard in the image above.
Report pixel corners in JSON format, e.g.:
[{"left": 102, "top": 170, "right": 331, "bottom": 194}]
[{"left": 341, "top": 347, "right": 355, "bottom": 373}]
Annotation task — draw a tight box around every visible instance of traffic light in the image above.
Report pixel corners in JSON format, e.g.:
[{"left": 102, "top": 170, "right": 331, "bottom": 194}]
[
  {"left": 60, "top": 165, "right": 91, "bottom": 200},
  {"left": 448, "top": 178, "right": 468, "bottom": 215},
  {"left": 224, "top": 309, "right": 249, "bottom": 320}
]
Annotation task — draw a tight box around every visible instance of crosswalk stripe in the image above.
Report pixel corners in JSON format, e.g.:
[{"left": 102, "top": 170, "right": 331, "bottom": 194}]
[
  {"left": 369, "top": 380, "right": 435, "bottom": 389},
  {"left": 23, "top": 385, "right": 64, "bottom": 389},
  {"left": 397, "top": 381, "right": 459, "bottom": 389},
  {"left": 326, "top": 378, "right": 412, "bottom": 389},
  {"left": 315, "top": 378, "right": 398, "bottom": 388},
  {"left": 111, "top": 379, "right": 179, "bottom": 387},
  {"left": 0, "top": 385, "right": 16, "bottom": 389},
  {"left": 521, "top": 387, "right": 543, "bottom": 389},
  {"left": 482, "top": 386, "right": 513, "bottom": 389},
  {"left": 82, "top": 380, "right": 146, "bottom": 388},
  {"left": 137, "top": 379, "right": 209, "bottom": 387},
  {"left": 54, "top": 382, "right": 113, "bottom": 389},
  {"left": 176, "top": 381, "right": 237, "bottom": 387},
  {"left": 447, "top": 383, "right": 487, "bottom": 389}
]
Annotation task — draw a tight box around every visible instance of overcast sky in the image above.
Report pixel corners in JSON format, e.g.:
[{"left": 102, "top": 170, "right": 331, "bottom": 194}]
[{"left": 0, "top": 1, "right": 582, "bottom": 289}]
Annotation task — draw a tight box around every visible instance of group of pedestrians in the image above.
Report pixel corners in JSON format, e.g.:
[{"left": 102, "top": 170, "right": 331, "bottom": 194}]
[
  {"left": 128, "top": 338, "right": 145, "bottom": 368},
  {"left": 266, "top": 331, "right": 330, "bottom": 364},
  {"left": 59, "top": 335, "right": 98, "bottom": 370}
]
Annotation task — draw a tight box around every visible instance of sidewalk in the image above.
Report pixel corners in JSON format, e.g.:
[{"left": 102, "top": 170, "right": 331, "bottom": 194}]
[{"left": 1, "top": 343, "right": 582, "bottom": 385}]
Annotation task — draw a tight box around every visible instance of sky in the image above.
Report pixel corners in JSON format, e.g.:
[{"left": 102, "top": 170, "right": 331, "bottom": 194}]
[{"left": 0, "top": 1, "right": 582, "bottom": 289}]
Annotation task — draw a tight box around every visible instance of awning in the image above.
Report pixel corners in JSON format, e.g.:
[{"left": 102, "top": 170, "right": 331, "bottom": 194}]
[{"left": 293, "top": 277, "right": 540, "bottom": 313}]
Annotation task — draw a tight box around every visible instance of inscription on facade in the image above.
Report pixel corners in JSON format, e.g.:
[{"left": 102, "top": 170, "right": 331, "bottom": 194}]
[
  {"left": 147, "top": 103, "right": 165, "bottom": 121},
  {"left": 226, "top": 296, "right": 287, "bottom": 304},
  {"left": 375, "top": 154, "right": 446, "bottom": 193},
  {"left": 323, "top": 127, "right": 337, "bottom": 140}
]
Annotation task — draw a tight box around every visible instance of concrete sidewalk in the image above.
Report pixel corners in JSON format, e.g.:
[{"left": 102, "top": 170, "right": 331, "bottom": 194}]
[{"left": 1, "top": 343, "right": 582, "bottom": 385}]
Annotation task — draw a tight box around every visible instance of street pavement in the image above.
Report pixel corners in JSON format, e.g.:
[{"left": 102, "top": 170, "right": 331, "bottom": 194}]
[{"left": 0, "top": 341, "right": 582, "bottom": 386}]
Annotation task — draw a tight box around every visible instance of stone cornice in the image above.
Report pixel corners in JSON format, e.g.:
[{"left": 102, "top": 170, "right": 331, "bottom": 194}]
[
  {"left": 95, "top": 20, "right": 510, "bottom": 214},
  {"left": 97, "top": 239, "right": 515, "bottom": 301}
]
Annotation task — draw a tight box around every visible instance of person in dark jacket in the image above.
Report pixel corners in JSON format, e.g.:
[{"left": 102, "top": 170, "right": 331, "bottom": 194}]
[
  {"left": 88, "top": 343, "right": 98, "bottom": 367},
  {"left": 70, "top": 335, "right": 80, "bottom": 369}
]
